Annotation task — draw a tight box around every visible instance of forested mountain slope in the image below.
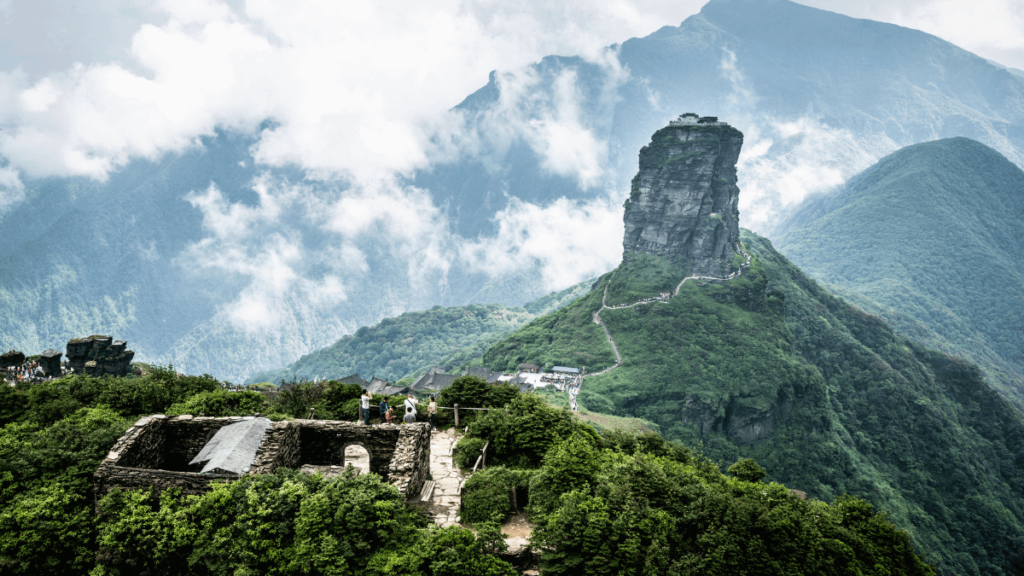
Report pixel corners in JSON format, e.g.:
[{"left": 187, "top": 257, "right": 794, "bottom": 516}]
[
  {"left": 483, "top": 230, "right": 1024, "bottom": 575},
  {"left": 773, "top": 137, "right": 1024, "bottom": 407},
  {"left": 245, "top": 279, "right": 594, "bottom": 385}
]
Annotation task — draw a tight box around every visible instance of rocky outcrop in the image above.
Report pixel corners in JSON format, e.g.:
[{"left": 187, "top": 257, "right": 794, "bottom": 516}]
[
  {"left": 66, "top": 335, "right": 134, "bottom": 377},
  {"left": 622, "top": 121, "right": 743, "bottom": 276},
  {"left": 0, "top": 350, "right": 25, "bottom": 369},
  {"left": 38, "top": 349, "right": 62, "bottom": 376}
]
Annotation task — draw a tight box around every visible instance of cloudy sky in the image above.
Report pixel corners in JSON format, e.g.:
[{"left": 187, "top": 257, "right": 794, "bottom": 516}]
[
  {"left": 0, "top": 0, "right": 1021, "bottom": 329},
  {"left": 1, "top": 0, "right": 1021, "bottom": 182}
]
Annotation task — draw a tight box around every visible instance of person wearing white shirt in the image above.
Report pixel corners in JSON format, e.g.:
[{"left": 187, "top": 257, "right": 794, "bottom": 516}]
[
  {"left": 404, "top": 393, "right": 418, "bottom": 420},
  {"left": 360, "top": 389, "right": 371, "bottom": 425}
]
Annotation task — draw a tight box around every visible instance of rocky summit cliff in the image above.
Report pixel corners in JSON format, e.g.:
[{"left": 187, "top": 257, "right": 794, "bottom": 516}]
[{"left": 622, "top": 120, "right": 743, "bottom": 277}]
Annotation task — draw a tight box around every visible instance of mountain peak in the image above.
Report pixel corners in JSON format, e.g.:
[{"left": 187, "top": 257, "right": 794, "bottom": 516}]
[{"left": 622, "top": 116, "right": 744, "bottom": 277}]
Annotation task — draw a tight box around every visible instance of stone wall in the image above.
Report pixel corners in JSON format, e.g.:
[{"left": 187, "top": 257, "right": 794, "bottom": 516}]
[
  {"left": 94, "top": 415, "right": 236, "bottom": 501},
  {"left": 388, "top": 423, "right": 432, "bottom": 496},
  {"left": 250, "top": 421, "right": 301, "bottom": 474},
  {"left": 163, "top": 416, "right": 246, "bottom": 471},
  {"left": 94, "top": 415, "right": 432, "bottom": 505},
  {"left": 298, "top": 420, "right": 402, "bottom": 479}
]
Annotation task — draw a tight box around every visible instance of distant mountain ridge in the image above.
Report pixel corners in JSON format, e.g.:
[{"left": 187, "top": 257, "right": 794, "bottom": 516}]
[
  {"left": 5, "top": 0, "right": 1024, "bottom": 380},
  {"left": 244, "top": 279, "right": 594, "bottom": 385},
  {"left": 773, "top": 137, "right": 1024, "bottom": 406}
]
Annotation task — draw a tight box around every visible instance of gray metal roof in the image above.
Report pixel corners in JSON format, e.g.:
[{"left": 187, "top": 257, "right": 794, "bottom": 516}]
[
  {"left": 366, "top": 377, "right": 391, "bottom": 395},
  {"left": 412, "top": 372, "right": 456, "bottom": 391},
  {"left": 552, "top": 366, "right": 580, "bottom": 374},
  {"left": 189, "top": 418, "right": 273, "bottom": 475},
  {"left": 465, "top": 366, "right": 500, "bottom": 383},
  {"left": 338, "top": 373, "right": 369, "bottom": 387}
]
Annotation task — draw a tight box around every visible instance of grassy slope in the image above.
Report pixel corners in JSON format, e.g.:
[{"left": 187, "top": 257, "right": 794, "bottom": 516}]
[
  {"left": 773, "top": 137, "right": 1024, "bottom": 408},
  {"left": 245, "top": 279, "right": 595, "bottom": 384},
  {"left": 482, "top": 230, "right": 1024, "bottom": 575},
  {"left": 482, "top": 279, "right": 617, "bottom": 373}
]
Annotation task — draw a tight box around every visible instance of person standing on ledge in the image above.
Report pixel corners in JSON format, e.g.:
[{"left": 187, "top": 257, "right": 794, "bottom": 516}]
[
  {"left": 403, "top": 406, "right": 416, "bottom": 424},
  {"left": 404, "top": 393, "right": 418, "bottom": 420},
  {"left": 428, "top": 396, "right": 437, "bottom": 429},
  {"left": 361, "top": 389, "right": 372, "bottom": 425},
  {"left": 379, "top": 397, "right": 390, "bottom": 425}
]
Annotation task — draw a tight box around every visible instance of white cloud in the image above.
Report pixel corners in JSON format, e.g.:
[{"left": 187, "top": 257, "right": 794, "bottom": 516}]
[
  {"left": 459, "top": 195, "right": 624, "bottom": 291},
  {"left": 716, "top": 47, "right": 886, "bottom": 232},
  {"left": 0, "top": 0, "right": 696, "bottom": 187},
  {"left": 0, "top": 164, "right": 23, "bottom": 210},
  {"left": 182, "top": 178, "right": 348, "bottom": 331}
]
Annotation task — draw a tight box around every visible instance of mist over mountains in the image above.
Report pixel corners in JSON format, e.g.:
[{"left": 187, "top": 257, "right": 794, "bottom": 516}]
[{"left": 3, "top": 0, "right": 1024, "bottom": 381}]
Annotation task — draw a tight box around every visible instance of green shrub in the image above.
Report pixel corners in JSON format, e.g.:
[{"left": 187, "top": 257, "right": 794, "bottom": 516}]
[
  {"left": 469, "top": 394, "right": 582, "bottom": 468},
  {"left": 727, "top": 457, "right": 767, "bottom": 483},
  {"left": 461, "top": 467, "right": 535, "bottom": 525},
  {"left": 367, "top": 523, "right": 514, "bottom": 576},
  {"left": 532, "top": 451, "right": 937, "bottom": 576},
  {"left": 600, "top": 429, "right": 691, "bottom": 463},
  {"left": 529, "top": 431, "right": 603, "bottom": 518},
  {"left": 95, "top": 469, "right": 427, "bottom": 576},
  {"left": 437, "top": 376, "right": 518, "bottom": 428},
  {"left": 164, "top": 389, "right": 273, "bottom": 418},
  {"left": 454, "top": 437, "right": 486, "bottom": 470},
  {"left": 0, "top": 482, "right": 95, "bottom": 576},
  {"left": 0, "top": 407, "right": 132, "bottom": 505}
]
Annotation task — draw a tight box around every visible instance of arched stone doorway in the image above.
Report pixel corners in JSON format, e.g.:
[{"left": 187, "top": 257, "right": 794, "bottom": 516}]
[{"left": 341, "top": 442, "right": 371, "bottom": 475}]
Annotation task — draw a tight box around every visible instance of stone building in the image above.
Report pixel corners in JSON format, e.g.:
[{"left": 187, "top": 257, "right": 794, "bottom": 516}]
[{"left": 94, "top": 415, "right": 431, "bottom": 502}]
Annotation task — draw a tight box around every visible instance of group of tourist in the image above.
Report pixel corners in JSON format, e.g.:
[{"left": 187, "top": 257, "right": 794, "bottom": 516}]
[
  {"left": 2, "top": 359, "right": 69, "bottom": 384},
  {"left": 360, "top": 390, "right": 438, "bottom": 428}
]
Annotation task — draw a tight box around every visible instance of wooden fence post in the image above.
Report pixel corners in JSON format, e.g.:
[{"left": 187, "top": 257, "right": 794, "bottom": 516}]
[{"left": 454, "top": 403, "right": 459, "bottom": 427}]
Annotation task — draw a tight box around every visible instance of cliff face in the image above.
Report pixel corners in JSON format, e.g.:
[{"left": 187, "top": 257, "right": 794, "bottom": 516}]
[{"left": 622, "top": 124, "right": 743, "bottom": 276}]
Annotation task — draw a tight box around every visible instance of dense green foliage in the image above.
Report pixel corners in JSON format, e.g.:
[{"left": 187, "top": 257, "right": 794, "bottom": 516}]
[
  {"left": 603, "top": 253, "right": 683, "bottom": 307},
  {"left": 435, "top": 375, "right": 519, "bottom": 429},
  {"left": 532, "top": 446, "right": 935, "bottom": 576},
  {"left": 247, "top": 280, "right": 593, "bottom": 385},
  {"left": 453, "top": 415, "right": 935, "bottom": 576},
  {"left": 0, "top": 366, "right": 220, "bottom": 575},
  {"left": 482, "top": 287, "right": 617, "bottom": 372},
  {"left": 483, "top": 230, "right": 1024, "bottom": 574},
  {"left": 0, "top": 366, "right": 516, "bottom": 575},
  {"left": 460, "top": 467, "right": 535, "bottom": 525},
  {"left": 467, "top": 393, "right": 583, "bottom": 468},
  {"left": 164, "top": 389, "right": 273, "bottom": 417},
  {"left": 94, "top": 468, "right": 515, "bottom": 576},
  {"left": 1, "top": 354, "right": 949, "bottom": 575},
  {"left": 773, "top": 137, "right": 1024, "bottom": 407}
]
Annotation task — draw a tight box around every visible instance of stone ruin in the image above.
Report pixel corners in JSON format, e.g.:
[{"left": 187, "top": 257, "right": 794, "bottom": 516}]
[
  {"left": 0, "top": 350, "right": 25, "bottom": 369},
  {"left": 38, "top": 350, "right": 62, "bottom": 377},
  {"left": 67, "top": 335, "right": 134, "bottom": 377},
  {"left": 94, "top": 415, "right": 431, "bottom": 502}
]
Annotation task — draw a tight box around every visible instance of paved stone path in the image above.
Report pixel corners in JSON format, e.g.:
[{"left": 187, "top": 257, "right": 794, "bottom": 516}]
[
  {"left": 426, "top": 428, "right": 466, "bottom": 527},
  {"left": 587, "top": 243, "right": 753, "bottom": 382}
]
